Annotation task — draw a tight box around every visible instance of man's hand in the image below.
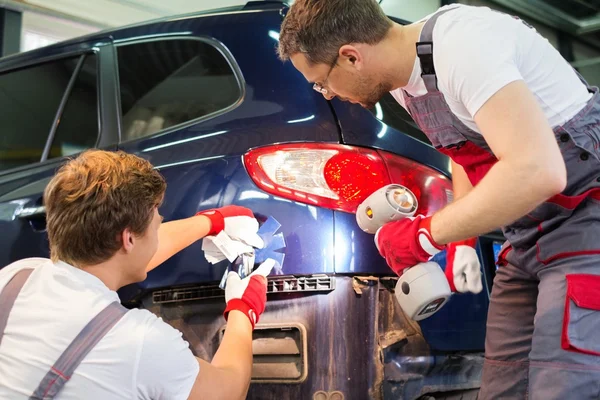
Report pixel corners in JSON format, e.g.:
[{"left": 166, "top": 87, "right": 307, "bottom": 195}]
[
  {"left": 224, "top": 259, "right": 275, "bottom": 329},
  {"left": 375, "top": 215, "right": 445, "bottom": 275},
  {"left": 197, "top": 205, "right": 264, "bottom": 249},
  {"left": 446, "top": 238, "right": 483, "bottom": 294}
]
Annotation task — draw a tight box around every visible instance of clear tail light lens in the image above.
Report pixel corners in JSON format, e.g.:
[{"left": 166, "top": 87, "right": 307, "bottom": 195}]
[
  {"left": 243, "top": 143, "right": 452, "bottom": 215},
  {"left": 257, "top": 149, "right": 340, "bottom": 199}
]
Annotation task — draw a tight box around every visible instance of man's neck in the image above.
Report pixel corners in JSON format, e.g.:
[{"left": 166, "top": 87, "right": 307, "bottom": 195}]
[
  {"left": 79, "top": 259, "right": 124, "bottom": 291},
  {"left": 381, "top": 22, "right": 425, "bottom": 90}
]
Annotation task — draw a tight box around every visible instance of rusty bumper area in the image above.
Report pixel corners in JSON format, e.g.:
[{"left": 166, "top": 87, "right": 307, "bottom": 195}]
[{"left": 141, "top": 276, "right": 483, "bottom": 400}]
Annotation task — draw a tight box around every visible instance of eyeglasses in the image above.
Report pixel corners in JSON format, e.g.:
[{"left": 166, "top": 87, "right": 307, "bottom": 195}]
[
  {"left": 313, "top": 82, "right": 329, "bottom": 95},
  {"left": 312, "top": 56, "right": 338, "bottom": 95}
]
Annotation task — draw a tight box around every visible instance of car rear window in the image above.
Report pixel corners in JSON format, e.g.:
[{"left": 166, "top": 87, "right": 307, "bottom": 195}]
[
  {"left": 0, "top": 54, "right": 99, "bottom": 172},
  {"left": 116, "top": 38, "right": 242, "bottom": 142}
]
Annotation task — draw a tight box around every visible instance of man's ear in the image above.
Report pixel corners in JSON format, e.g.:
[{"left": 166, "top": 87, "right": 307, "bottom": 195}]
[
  {"left": 339, "top": 45, "right": 362, "bottom": 70},
  {"left": 121, "top": 228, "right": 135, "bottom": 254}
]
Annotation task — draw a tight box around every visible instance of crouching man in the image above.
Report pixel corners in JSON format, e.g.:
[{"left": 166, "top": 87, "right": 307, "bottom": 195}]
[{"left": 0, "top": 149, "right": 272, "bottom": 400}]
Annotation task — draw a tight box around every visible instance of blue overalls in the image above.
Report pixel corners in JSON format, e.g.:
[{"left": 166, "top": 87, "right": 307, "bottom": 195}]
[
  {"left": 0, "top": 268, "right": 127, "bottom": 399},
  {"left": 405, "top": 8, "right": 600, "bottom": 399}
]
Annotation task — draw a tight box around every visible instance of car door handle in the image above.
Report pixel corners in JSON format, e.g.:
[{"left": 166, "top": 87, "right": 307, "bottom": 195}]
[{"left": 16, "top": 205, "right": 46, "bottom": 219}]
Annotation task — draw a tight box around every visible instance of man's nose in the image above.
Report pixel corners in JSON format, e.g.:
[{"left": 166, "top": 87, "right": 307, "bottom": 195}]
[{"left": 323, "top": 92, "right": 335, "bottom": 101}]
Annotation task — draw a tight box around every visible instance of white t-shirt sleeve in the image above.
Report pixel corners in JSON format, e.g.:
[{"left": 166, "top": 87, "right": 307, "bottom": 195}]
[
  {"left": 136, "top": 314, "right": 200, "bottom": 400},
  {"left": 435, "top": 12, "right": 524, "bottom": 118}
]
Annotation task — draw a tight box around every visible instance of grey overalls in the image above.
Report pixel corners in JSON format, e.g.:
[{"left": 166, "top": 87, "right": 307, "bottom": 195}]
[
  {"left": 0, "top": 267, "right": 127, "bottom": 399},
  {"left": 405, "top": 8, "right": 600, "bottom": 399}
]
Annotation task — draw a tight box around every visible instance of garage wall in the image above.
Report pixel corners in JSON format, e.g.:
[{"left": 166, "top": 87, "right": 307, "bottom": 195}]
[
  {"left": 573, "top": 41, "right": 600, "bottom": 87},
  {"left": 21, "top": 11, "right": 99, "bottom": 52},
  {"left": 25, "top": 0, "right": 247, "bottom": 27},
  {"left": 380, "top": 0, "right": 439, "bottom": 22}
]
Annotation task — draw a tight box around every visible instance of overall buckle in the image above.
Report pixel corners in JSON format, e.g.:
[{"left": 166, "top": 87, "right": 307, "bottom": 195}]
[{"left": 416, "top": 41, "right": 435, "bottom": 76}]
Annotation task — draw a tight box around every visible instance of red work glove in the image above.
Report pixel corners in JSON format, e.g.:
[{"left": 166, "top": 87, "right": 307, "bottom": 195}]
[
  {"left": 375, "top": 215, "right": 445, "bottom": 276},
  {"left": 224, "top": 259, "right": 275, "bottom": 329},
  {"left": 446, "top": 238, "right": 483, "bottom": 294},
  {"left": 196, "top": 205, "right": 264, "bottom": 249}
]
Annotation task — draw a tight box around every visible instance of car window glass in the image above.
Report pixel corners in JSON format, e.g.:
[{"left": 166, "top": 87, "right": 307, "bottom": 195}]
[
  {"left": 370, "top": 93, "right": 432, "bottom": 146},
  {"left": 50, "top": 54, "right": 100, "bottom": 159},
  {"left": 0, "top": 56, "right": 80, "bottom": 172},
  {"left": 117, "top": 39, "right": 241, "bottom": 142}
]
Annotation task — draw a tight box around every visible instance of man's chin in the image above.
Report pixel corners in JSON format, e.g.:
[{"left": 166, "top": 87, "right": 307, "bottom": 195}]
[
  {"left": 127, "top": 271, "right": 148, "bottom": 286},
  {"left": 137, "top": 271, "right": 148, "bottom": 282},
  {"left": 359, "top": 95, "right": 384, "bottom": 110},
  {"left": 361, "top": 101, "right": 377, "bottom": 109}
]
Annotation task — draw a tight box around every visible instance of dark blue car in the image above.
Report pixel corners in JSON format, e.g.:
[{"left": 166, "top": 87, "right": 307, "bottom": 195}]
[{"left": 0, "top": 1, "right": 503, "bottom": 398}]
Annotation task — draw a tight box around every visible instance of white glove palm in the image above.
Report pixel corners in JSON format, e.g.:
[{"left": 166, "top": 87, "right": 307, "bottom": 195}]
[
  {"left": 222, "top": 215, "right": 263, "bottom": 249},
  {"left": 446, "top": 242, "right": 483, "bottom": 294},
  {"left": 224, "top": 259, "right": 276, "bottom": 328}
]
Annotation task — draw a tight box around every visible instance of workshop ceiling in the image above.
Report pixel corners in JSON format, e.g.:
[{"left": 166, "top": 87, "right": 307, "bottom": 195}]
[
  {"left": 490, "top": 0, "right": 600, "bottom": 34},
  {"left": 15, "top": 0, "right": 250, "bottom": 29}
]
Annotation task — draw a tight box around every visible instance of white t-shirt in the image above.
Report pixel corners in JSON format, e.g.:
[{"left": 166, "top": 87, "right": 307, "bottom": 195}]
[
  {"left": 0, "top": 258, "right": 199, "bottom": 400},
  {"left": 391, "top": 4, "right": 593, "bottom": 132}
]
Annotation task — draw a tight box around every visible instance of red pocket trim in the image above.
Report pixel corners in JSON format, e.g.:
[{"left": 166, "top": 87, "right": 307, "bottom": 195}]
[
  {"left": 535, "top": 190, "right": 600, "bottom": 264},
  {"left": 496, "top": 245, "right": 512, "bottom": 267},
  {"left": 547, "top": 188, "right": 600, "bottom": 209},
  {"left": 438, "top": 141, "right": 497, "bottom": 187},
  {"left": 561, "top": 274, "right": 600, "bottom": 356},
  {"left": 537, "top": 248, "right": 600, "bottom": 265}
]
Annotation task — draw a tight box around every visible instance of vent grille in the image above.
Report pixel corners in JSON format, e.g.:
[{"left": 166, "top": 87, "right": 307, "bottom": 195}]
[
  {"left": 221, "top": 323, "right": 308, "bottom": 383},
  {"left": 152, "top": 275, "right": 335, "bottom": 304}
]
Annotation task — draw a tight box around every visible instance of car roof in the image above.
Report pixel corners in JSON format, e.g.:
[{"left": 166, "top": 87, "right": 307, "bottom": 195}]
[{"left": 103, "top": 1, "right": 288, "bottom": 40}]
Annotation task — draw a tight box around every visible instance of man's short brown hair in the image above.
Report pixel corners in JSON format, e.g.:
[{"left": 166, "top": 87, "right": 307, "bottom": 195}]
[
  {"left": 44, "top": 150, "right": 166, "bottom": 266},
  {"left": 278, "top": 0, "right": 393, "bottom": 65}
]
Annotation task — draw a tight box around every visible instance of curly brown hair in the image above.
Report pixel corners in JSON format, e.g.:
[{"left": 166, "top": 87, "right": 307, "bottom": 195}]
[
  {"left": 44, "top": 150, "right": 166, "bottom": 266},
  {"left": 277, "top": 0, "right": 393, "bottom": 65}
]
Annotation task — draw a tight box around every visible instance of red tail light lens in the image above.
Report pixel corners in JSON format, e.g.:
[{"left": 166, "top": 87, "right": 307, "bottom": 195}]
[{"left": 243, "top": 143, "right": 452, "bottom": 215}]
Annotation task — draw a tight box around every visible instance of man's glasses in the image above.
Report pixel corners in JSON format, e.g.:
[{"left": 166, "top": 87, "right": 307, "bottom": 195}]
[{"left": 312, "top": 56, "right": 338, "bottom": 95}]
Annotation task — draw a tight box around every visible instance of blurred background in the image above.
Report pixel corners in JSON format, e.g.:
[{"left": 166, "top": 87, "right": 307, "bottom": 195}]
[{"left": 6, "top": 0, "right": 598, "bottom": 86}]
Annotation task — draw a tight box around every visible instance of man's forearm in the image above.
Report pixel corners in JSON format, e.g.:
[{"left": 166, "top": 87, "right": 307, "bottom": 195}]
[
  {"left": 191, "top": 311, "right": 254, "bottom": 400},
  {"left": 210, "top": 311, "right": 254, "bottom": 398},
  {"left": 212, "top": 310, "right": 253, "bottom": 372},
  {"left": 146, "top": 215, "right": 212, "bottom": 272},
  {"left": 430, "top": 159, "right": 565, "bottom": 245}
]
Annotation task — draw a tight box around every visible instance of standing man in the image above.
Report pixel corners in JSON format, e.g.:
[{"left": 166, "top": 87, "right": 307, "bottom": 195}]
[
  {"left": 278, "top": 1, "right": 600, "bottom": 399},
  {"left": 0, "top": 149, "right": 273, "bottom": 399}
]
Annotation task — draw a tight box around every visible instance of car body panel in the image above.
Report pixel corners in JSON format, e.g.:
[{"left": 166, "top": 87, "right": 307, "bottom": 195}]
[{"left": 114, "top": 8, "right": 339, "bottom": 298}]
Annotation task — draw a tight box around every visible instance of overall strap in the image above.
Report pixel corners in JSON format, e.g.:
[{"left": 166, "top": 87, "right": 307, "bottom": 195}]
[
  {"left": 417, "top": 8, "right": 457, "bottom": 92},
  {"left": 0, "top": 268, "right": 34, "bottom": 347},
  {"left": 30, "top": 301, "right": 128, "bottom": 400}
]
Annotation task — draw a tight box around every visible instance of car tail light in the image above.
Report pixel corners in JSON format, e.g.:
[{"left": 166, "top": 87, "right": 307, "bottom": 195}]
[{"left": 243, "top": 143, "right": 452, "bottom": 215}]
